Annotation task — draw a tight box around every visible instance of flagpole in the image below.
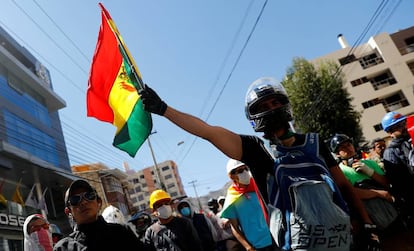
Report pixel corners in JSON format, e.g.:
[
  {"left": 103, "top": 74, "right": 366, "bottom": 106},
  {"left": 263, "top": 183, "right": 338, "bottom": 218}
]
[{"left": 147, "top": 132, "right": 167, "bottom": 191}]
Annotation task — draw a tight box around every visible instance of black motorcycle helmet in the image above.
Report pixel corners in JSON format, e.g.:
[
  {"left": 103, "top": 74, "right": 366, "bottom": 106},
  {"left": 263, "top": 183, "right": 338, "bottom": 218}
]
[
  {"left": 245, "top": 77, "right": 293, "bottom": 133},
  {"left": 207, "top": 198, "right": 218, "bottom": 211},
  {"left": 330, "top": 133, "right": 352, "bottom": 153}
]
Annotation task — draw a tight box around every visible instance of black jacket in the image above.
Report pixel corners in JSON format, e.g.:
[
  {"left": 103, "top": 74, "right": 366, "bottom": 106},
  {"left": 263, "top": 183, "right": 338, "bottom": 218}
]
[{"left": 53, "top": 216, "right": 143, "bottom": 251}]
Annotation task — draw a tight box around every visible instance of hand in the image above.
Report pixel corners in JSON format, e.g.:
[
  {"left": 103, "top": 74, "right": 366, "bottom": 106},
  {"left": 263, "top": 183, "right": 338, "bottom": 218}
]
[
  {"left": 355, "top": 163, "right": 374, "bottom": 177},
  {"left": 138, "top": 85, "right": 167, "bottom": 115},
  {"left": 364, "top": 224, "right": 382, "bottom": 251}
]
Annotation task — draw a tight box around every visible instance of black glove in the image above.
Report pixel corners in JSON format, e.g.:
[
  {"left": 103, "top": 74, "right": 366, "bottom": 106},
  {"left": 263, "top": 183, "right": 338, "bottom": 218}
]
[
  {"left": 364, "top": 224, "right": 382, "bottom": 251},
  {"left": 138, "top": 85, "right": 167, "bottom": 115}
]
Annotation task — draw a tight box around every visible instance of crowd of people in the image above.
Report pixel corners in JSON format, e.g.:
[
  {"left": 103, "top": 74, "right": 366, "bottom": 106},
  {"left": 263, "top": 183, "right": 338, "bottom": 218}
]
[{"left": 25, "top": 77, "right": 414, "bottom": 251}]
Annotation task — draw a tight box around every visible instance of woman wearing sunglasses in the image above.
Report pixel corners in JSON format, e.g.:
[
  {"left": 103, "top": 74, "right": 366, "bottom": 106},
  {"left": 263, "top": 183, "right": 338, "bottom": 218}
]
[{"left": 53, "top": 179, "right": 144, "bottom": 251}]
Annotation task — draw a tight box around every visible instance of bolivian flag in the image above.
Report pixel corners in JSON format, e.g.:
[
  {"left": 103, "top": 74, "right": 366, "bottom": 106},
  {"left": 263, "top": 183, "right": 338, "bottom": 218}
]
[{"left": 87, "top": 3, "right": 152, "bottom": 157}]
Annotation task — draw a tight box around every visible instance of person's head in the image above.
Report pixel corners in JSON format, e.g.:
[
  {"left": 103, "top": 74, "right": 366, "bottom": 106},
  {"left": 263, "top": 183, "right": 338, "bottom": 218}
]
[
  {"left": 149, "top": 189, "right": 173, "bottom": 221},
  {"left": 102, "top": 205, "right": 126, "bottom": 225},
  {"left": 129, "top": 211, "right": 152, "bottom": 234},
  {"left": 207, "top": 198, "right": 219, "bottom": 214},
  {"left": 370, "top": 138, "right": 386, "bottom": 157},
  {"left": 226, "top": 159, "right": 251, "bottom": 187},
  {"left": 381, "top": 111, "right": 408, "bottom": 139},
  {"left": 49, "top": 223, "right": 63, "bottom": 245},
  {"left": 330, "top": 133, "right": 355, "bottom": 160},
  {"left": 64, "top": 179, "right": 102, "bottom": 225},
  {"left": 23, "top": 214, "right": 53, "bottom": 250},
  {"left": 176, "top": 200, "right": 193, "bottom": 218},
  {"left": 245, "top": 77, "right": 293, "bottom": 142}
]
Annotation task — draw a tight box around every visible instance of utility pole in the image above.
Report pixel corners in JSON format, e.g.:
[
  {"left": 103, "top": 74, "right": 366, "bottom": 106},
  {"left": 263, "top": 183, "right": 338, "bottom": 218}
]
[{"left": 188, "top": 180, "right": 203, "bottom": 212}]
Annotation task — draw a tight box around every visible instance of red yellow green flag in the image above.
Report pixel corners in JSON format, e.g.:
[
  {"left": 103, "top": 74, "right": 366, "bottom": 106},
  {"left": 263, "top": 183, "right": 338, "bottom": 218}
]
[{"left": 87, "top": 3, "right": 152, "bottom": 157}]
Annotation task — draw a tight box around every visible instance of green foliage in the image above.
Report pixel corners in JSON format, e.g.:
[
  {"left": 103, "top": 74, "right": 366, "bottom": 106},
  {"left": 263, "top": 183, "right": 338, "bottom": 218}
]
[{"left": 281, "top": 57, "right": 364, "bottom": 145}]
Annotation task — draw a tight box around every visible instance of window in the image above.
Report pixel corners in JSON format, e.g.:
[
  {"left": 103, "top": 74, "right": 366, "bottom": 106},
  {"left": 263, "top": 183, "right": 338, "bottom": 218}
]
[
  {"left": 161, "top": 166, "right": 170, "bottom": 171},
  {"left": 383, "top": 91, "right": 409, "bottom": 111},
  {"left": 358, "top": 52, "right": 384, "bottom": 69},
  {"left": 132, "top": 178, "right": 139, "bottom": 184},
  {"left": 350, "top": 77, "right": 369, "bottom": 87},
  {"left": 135, "top": 186, "right": 142, "bottom": 193},
  {"left": 138, "top": 194, "right": 144, "bottom": 201},
  {"left": 164, "top": 174, "right": 172, "bottom": 180},
  {"left": 167, "top": 183, "right": 175, "bottom": 189},
  {"left": 170, "top": 192, "right": 178, "bottom": 197},
  {"left": 4, "top": 110, "right": 58, "bottom": 166},
  {"left": 338, "top": 54, "right": 356, "bottom": 66}
]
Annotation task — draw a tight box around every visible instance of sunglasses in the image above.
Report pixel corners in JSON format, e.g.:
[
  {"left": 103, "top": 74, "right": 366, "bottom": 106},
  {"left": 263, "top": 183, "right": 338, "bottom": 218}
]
[
  {"left": 68, "top": 191, "right": 97, "bottom": 206},
  {"left": 231, "top": 167, "right": 248, "bottom": 175}
]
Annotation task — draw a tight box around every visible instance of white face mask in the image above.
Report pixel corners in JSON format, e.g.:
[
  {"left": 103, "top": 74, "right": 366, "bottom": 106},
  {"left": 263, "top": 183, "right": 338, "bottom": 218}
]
[
  {"left": 156, "top": 205, "right": 172, "bottom": 219},
  {"left": 237, "top": 170, "right": 251, "bottom": 185}
]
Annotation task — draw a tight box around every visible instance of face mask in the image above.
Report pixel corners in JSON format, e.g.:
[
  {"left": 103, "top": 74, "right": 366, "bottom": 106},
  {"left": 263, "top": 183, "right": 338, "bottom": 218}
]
[
  {"left": 156, "top": 205, "right": 172, "bottom": 219},
  {"left": 30, "top": 228, "right": 53, "bottom": 251},
  {"left": 180, "top": 207, "right": 191, "bottom": 217},
  {"left": 238, "top": 170, "right": 251, "bottom": 185}
]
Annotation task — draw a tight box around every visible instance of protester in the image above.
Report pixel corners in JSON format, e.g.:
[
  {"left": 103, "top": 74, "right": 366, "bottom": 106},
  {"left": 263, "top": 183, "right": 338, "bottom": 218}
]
[
  {"left": 368, "top": 138, "right": 386, "bottom": 170},
  {"left": 220, "top": 159, "right": 274, "bottom": 251},
  {"left": 206, "top": 198, "right": 242, "bottom": 251},
  {"left": 24, "top": 214, "right": 53, "bottom": 251},
  {"left": 102, "top": 205, "right": 126, "bottom": 225},
  {"left": 53, "top": 179, "right": 143, "bottom": 250},
  {"left": 49, "top": 224, "right": 64, "bottom": 246},
  {"left": 129, "top": 211, "right": 153, "bottom": 241},
  {"left": 381, "top": 111, "right": 414, "bottom": 227},
  {"left": 144, "top": 189, "right": 202, "bottom": 250},
  {"left": 139, "top": 77, "right": 381, "bottom": 250},
  {"left": 330, "top": 133, "right": 398, "bottom": 230},
  {"left": 177, "top": 199, "right": 217, "bottom": 251}
]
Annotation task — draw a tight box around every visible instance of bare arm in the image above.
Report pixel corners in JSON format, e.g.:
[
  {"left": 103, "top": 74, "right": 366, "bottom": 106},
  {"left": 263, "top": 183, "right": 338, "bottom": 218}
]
[
  {"left": 330, "top": 165, "right": 374, "bottom": 224},
  {"left": 228, "top": 218, "right": 255, "bottom": 251},
  {"left": 163, "top": 106, "right": 243, "bottom": 160}
]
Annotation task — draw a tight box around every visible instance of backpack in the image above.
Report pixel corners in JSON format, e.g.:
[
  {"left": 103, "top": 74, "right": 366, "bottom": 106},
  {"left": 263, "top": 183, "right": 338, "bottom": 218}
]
[{"left": 268, "top": 133, "right": 351, "bottom": 251}]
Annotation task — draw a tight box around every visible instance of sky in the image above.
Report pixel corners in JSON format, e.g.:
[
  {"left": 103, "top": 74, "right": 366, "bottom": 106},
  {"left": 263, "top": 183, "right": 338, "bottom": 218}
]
[{"left": 0, "top": 0, "right": 412, "bottom": 197}]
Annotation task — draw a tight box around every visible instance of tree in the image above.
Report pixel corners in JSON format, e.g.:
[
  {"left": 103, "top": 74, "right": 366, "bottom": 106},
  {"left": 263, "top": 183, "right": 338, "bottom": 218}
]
[{"left": 281, "top": 57, "right": 364, "bottom": 145}]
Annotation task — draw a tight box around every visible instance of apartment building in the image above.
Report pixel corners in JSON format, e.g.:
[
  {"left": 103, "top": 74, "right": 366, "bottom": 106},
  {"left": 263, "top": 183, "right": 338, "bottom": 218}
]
[
  {"left": 126, "top": 160, "right": 186, "bottom": 212},
  {"left": 313, "top": 25, "right": 414, "bottom": 141},
  {"left": 0, "top": 26, "right": 74, "bottom": 247},
  {"left": 72, "top": 163, "right": 133, "bottom": 217}
]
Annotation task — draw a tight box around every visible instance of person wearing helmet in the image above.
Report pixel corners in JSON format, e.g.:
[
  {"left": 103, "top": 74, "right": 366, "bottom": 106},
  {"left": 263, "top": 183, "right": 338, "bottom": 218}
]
[
  {"left": 129, "top": 211, "right": 153, "bottom": 241},
  {"left": 381, "top": 111, "right": 414, "bottom": 227},
  {"left": 330, "top": 133, "right": 397, "bottom": 230},
  {"left": 144, "top": 189, "right": 202, "bottom": 251},
  {"left": 53, "top": 179, "right": 143, "bottom": 251},
  {"left": 49, "top": 224, "right": 64, "bottom": 246},
  {"left": 139, "top": 78, "right": 381, "bottom": 250},
  {"left": 220, "top": 159, "right": 274, "bottom": 251},
  {"left": 102, "top": 205, "right": 126, "bottom": 225}
]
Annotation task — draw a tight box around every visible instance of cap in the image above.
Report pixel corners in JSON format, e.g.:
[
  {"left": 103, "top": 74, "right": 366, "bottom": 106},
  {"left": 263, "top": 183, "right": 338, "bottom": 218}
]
[
  {"left": 226, "top": 159, "right": 246, "bottom": 174},
  {"left": 64, "top": 179, "right": 95, "bottom": 206}
]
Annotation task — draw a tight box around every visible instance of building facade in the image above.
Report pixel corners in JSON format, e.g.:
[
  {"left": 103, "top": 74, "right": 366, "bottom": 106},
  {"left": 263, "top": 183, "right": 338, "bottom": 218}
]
[
  {"left": 314, "top": 25, "right": 414, "bottom": 141},
  {"left": 0, "top": 26, "right": 75, "bottom": 249},
  {"left": 126, "top": 160, "right": 186, "bottom": 212},
  {"left": 72, "top": 163, "right": 133, "bottom": 217}
]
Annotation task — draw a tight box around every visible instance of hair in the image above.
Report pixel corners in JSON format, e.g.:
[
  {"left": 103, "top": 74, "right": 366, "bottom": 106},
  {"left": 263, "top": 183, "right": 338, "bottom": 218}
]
[{"left": 370, "top": 138, "right": 385, "bottom": 149}]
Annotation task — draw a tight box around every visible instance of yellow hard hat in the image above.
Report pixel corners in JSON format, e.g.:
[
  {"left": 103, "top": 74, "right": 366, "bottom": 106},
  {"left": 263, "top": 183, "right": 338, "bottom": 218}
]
[{"left": 149, "top": 189, "right": 171, "bottom": 209}]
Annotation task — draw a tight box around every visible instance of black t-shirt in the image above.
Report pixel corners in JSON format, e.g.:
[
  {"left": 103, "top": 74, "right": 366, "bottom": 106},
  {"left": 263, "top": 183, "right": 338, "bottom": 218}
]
[{"left": 240, "top": 133, "right": 337, "bottom": 204}]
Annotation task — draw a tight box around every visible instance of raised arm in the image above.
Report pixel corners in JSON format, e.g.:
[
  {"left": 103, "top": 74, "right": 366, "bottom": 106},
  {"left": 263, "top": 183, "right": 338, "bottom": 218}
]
[{"left": 139, "top": 85, "right": 243, "bottom": 160}]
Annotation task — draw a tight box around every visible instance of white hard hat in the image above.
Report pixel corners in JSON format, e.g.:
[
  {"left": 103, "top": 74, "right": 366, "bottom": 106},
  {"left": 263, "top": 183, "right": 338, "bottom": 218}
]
[
  {"left": 102, "top": 205, "right": 126, "bottom": 225},
  {"left": 226, "top": 159, "right": 246, "bottom": 174}
]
